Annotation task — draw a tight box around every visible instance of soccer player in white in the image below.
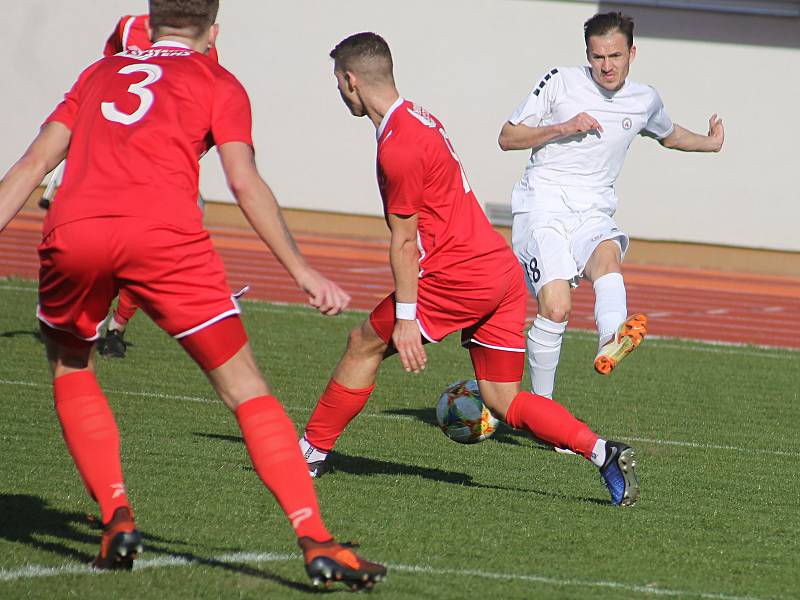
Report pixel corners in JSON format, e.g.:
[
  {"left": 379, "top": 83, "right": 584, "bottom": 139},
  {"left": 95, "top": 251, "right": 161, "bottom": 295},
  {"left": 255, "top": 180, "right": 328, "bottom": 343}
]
[{"left": 499, "top": 11, "right": 724, "bottom": 398}]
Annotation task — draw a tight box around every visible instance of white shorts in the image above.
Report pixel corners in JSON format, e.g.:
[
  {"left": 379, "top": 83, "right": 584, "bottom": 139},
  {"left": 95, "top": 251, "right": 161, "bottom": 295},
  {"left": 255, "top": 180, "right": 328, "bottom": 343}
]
[{"left": 512, "top": 208, "right": 629, "bottom": 297}]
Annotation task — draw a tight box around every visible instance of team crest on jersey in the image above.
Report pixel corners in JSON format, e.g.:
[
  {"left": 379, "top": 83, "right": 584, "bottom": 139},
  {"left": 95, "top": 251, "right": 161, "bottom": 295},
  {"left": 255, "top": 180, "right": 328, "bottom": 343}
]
[
  {"left": 407, "top": 104, "right": 436, "bottom": 128},
  {"left": 622, "top": 118, "right": 632, "bottom": 130}
]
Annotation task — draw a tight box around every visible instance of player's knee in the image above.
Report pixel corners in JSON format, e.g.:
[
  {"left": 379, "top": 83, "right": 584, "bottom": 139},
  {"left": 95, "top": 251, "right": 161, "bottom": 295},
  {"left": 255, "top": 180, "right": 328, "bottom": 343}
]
[
  {"left": 214, "top": 365, "right": 270, "bottom": 411},
  {"left": 346, "top": 322, "right": 386, "bottom": 358},
  {"left": 542, "top": 306, "right": 570, "bottom": 323}
]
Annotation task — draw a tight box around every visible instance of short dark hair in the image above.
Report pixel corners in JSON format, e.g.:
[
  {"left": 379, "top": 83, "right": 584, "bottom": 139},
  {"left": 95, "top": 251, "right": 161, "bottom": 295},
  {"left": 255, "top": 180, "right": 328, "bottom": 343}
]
[
  {"left": 584, "top": 11, "right": 634, "bottom": 49},
  {"left": 329, "top": 32, "right": 393, "bottom": 77},
  {"left": 149, "top": 0, "right": 219, "bottom": 39}
]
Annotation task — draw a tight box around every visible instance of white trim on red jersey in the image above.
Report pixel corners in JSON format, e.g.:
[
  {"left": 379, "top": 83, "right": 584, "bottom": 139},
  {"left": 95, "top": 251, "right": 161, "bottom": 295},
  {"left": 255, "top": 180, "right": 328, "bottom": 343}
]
[
  {"left": 121, "top": 15, "right": 137, "bottom": 50},
  {"left": 377, "top": 96, "right": 404, "bottom": 140}
]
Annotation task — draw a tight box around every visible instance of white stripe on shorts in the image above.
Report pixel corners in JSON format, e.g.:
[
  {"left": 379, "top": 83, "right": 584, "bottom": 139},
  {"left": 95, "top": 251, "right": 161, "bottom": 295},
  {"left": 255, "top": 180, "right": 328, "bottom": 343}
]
[
  {"left": 35, "top": 305, "right": 104, "bottom": 342},
  {"left": 463, "top": 337, "right": 526, "bottom": 352},
  {"left": 173, "top": 295, "right": 242, "bottom": 340}
]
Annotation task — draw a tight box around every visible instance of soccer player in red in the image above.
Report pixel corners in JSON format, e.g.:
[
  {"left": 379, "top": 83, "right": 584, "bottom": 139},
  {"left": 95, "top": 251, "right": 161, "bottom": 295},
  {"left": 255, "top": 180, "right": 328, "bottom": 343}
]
[
  {"left": 101, "top": 14, "right": 221, "bottom": 358},
  {"left": 104, "top": 13, "right": 219, "bottom": 62},
  {"left": 43, "top": 12, "right": 223, "bottom": 358},
  {"left": 298, "top": 33, "right": 641, "bottom": 508},
  {"left": 0, "top": 2, "right": 385, "bottom": 588}
]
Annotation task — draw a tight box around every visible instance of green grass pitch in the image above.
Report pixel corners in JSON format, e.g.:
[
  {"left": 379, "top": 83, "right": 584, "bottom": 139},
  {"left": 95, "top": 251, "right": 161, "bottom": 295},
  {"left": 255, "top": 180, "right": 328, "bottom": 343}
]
[{"left": 0, "top": 278, "right": 798, "bottom": 599}]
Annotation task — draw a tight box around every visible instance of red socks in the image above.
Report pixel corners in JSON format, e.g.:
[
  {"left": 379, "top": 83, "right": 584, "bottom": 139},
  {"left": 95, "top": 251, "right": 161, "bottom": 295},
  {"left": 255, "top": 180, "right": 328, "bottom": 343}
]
[
  {"left": 505, "top": 391, "right": 598, "bottom": 459},
  {"left": 235, "top": 395, "right": 331, "bottom": 542},
  {"left": 114, "top": 289, "right": 138, "bottom": 324},
  {"left": 304, "top": 379, "right": 374, "bottom": 451},
  {"left": 54, "top": 371, "right": 129, "bottom": 524}
]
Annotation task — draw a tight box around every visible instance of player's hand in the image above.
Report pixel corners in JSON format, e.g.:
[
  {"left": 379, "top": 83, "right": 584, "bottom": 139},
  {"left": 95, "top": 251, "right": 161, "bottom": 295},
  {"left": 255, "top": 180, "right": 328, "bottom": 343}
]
[
  {"left": 296, "top": 268, "right": 351, "bottom": 316},
  {"left": 562, "top": 112, "right": 603, "bottom": 136},
  {"left": 707, "top": 113, "right": 724, "bottom": 152},
  {"left": 392, "top": 319, "right": 426, "bottom": 374}
]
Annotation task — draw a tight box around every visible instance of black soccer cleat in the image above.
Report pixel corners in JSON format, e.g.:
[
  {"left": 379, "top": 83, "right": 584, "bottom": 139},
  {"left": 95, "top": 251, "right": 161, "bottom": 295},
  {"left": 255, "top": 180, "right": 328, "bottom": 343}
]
[
  {"left": 91, "top": 506, "right": 143, "bottom": 571},
  {"left": 99, "top": 329, "right": 127, "bottom": 359},
  {"left": 299, "top": 537, "right": 387, "bottom": 591},
  {"left": 308, "top": 459, "right": 333, "bottom": 479},
  {"left": 599, "top": 440, "right": 640, "bottom": 507}
]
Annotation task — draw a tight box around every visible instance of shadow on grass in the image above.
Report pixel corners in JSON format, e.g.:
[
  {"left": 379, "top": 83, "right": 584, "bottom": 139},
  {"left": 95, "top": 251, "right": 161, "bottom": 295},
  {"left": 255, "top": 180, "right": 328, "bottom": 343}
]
[
  {"left": 0, "top": 494, "right": 98, "bottom": 563},
  {"left": 193, "top": 432, "right": 607, "bottom": 506},
  {"left": 382, "top": 406, "right": 544, "bottom": 448},
  {"left": 0, "top": 329, "right": 43, "bottom": 342},
  {"left": 0, "top": 494, "right": 322, "bottom": 593}
]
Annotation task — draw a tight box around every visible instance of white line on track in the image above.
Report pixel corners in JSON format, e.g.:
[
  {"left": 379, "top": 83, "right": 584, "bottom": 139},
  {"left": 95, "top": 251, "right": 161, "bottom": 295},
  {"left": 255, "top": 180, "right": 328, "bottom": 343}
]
[
  {"left": 2, "top": 284, "right": 799, "bottom": 350},
  {"left": 1, "top": 379, "right": 797, "bottom": 458},
  {"left": 0, "top": 551, "right": 767, "bottom": 600},
  {"left": 0, "top": 284, "right": 38, "bottom": 293}
]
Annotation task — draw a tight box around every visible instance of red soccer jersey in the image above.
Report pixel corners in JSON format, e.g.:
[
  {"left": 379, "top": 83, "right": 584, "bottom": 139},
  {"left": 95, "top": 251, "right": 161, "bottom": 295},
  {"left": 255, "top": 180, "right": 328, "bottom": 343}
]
[
  {"left": 103, "top": 14, "right": 220, "bottom": 63},
  {"left": 43, "top": 41, "right": 251, "bottom": 235},
  {"left": 376, "top": 99, "right": 513, "bottom": 283}
]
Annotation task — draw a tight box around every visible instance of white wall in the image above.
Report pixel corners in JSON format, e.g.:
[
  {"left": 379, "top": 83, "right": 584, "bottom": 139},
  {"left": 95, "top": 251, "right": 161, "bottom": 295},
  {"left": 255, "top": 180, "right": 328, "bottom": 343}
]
[{"left": 2, "top": 1, "right": 798, "bottom": 251}]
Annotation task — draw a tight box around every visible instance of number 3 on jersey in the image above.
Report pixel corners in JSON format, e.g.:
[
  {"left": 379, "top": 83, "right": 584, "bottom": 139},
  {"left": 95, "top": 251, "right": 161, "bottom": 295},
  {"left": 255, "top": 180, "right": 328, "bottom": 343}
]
[
  {"left": 438, "top": 128, "right": 471, "bottom": 194},
  {"left": 101, "top": 64, "right": 163, "bottom": 126}
]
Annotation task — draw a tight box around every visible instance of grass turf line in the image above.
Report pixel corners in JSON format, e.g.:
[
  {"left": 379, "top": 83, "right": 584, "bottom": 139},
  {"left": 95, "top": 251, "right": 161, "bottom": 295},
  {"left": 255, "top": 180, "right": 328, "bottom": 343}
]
[{"left": 0, "top": 279, "right": 798, "bottom": 599}]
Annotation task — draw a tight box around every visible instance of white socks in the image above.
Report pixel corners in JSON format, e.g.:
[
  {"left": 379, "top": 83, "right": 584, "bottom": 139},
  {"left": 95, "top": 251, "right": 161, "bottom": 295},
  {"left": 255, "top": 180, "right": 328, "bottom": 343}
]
[
  {"left": 593, "top": 273, "right": 627, "bottom": 349},
  {"left": 299, "top": 435, "right": 328, "bottom": 464},
  {"left": 107, "top": 315, "right": 126, "bottom": 333},
  {"left": 591, "top": 438, "right": 607, "bottom": 467},
  {"left": 527, "top": 315, "right": 567, "bottom": 399}
]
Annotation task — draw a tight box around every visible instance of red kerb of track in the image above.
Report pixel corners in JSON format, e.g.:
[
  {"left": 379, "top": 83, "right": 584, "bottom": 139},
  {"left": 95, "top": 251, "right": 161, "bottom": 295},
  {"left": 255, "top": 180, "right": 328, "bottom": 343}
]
[{"left": 3, "top": 210, "right": 799, "bottom": 349}]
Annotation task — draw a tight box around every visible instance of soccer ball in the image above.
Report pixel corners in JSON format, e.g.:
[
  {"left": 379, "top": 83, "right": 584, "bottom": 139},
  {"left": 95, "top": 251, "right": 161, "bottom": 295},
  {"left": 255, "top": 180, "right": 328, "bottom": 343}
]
[{"left": 435, "top": 380, "right": 499, "bottom": 444}]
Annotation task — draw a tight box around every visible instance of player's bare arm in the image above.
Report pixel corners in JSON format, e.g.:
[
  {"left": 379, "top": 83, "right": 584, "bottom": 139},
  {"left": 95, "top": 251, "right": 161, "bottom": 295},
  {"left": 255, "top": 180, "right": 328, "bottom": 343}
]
[
  {"left": 387, "top": 212, "right": 426, "bottom": 374},
  {"left": 498, "top": 112, "right": 603, "bottom": 151},
  {"left": 218, "top": 141, "right": 351, "bottom": 315},
  {"left": 0, "top": 122, "right": 71, "bottom": 231},
  {"left": 660, "top": 114, "right": 724, "bottom": 152}
]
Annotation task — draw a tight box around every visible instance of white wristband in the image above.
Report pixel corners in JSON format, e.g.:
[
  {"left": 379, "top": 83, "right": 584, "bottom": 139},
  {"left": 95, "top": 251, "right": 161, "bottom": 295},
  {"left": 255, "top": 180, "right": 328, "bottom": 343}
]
[{"left": 395, "top": 302, "right": 417, "bottom": 321}]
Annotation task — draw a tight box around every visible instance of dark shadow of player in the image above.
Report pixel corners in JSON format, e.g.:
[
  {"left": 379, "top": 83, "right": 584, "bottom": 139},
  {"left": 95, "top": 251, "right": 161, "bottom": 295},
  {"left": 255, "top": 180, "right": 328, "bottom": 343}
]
[
  {"left": 382, "top": 406, "right": 558, "bottom": 449},
  {"left": 0, "top": 494, "right": 320, "bottom": 592},
  {"left": 193, "top": 432, "right": 607, "bottom": 506},
  {"left": 0, "top": 329, "right": 44, "bottom": 342}
]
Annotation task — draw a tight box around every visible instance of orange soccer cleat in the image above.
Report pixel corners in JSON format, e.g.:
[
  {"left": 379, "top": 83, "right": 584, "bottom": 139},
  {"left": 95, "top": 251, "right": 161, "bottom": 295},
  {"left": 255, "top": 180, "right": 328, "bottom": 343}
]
[
  {"left": 91, "top": 506, "right": 143, "bottom": 571},
  {"left": 299, "top": 537, "right": 387, "bottom": 591},
  {"left": 594, "top": 313, "right": 648, "bottom": 375}
]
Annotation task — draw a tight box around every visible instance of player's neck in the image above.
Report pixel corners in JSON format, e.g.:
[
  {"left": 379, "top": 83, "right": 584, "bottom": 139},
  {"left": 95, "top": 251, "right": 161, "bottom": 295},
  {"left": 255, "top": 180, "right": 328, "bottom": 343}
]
[
  {"left": 366, "top": 89, "right": 401, "bottom": 130},
  {"left": 154, "top": 34, "right": 209, "bottom": 53}
]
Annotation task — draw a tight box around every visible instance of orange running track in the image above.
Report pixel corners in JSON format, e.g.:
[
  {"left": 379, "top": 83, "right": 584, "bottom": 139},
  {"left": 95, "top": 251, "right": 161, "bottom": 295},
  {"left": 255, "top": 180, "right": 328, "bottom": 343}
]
[{"left": 3, "top": 210, "right": 800, "bottom": 349}]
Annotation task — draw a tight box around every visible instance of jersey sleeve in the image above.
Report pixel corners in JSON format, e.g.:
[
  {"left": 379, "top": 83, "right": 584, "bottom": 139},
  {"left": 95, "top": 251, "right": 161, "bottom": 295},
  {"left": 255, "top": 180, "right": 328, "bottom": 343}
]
[
  {"left": 507, "top": 68, "right": 562, "bottom": 127},
  {"left": 103, "top": 16, "right": 127, "bottom": 56},
  {"left": 641, "top": 88, "right": 674, "bottom": 139},
  {"left": 43, "top": 62, "right": 102, "bottom": 130},
  {"left": 210, "top": 72, "right": 254, "bottom": 147},
  {"left": 379, "top": 138, "right": 425, "bottom": 216}
]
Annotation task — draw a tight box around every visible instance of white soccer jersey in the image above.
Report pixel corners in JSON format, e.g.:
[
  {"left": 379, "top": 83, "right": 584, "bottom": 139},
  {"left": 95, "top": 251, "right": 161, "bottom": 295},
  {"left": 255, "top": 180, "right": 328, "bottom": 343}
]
[{"left": 508, "top": 66, "right": 673, "bottom": 212}]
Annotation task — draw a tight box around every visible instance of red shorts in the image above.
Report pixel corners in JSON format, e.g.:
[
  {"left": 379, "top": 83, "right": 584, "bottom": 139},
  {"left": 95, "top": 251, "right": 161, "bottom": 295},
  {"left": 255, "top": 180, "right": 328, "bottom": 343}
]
[
  {"left": 370, "top": 264, "right": 527, "bottom": 352},
  {"left": 37, "top": 217, "right": 240, "bottom": 341}
]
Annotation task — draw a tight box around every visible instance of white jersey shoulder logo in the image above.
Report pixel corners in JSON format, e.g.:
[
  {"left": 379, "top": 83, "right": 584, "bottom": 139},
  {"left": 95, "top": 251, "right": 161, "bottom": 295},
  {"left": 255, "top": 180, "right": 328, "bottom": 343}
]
[
  {"left": 622, "top": 117, "right": 632, "bottom": 130},
  {"left": 407, "top": 104, "right": 436, "bottom": 128}
]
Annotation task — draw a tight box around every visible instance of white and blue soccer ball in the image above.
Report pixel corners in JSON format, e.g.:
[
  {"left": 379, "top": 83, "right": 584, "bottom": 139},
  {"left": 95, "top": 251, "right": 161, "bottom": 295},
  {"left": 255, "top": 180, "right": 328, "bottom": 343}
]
[{"left": 435, "top": 380, "right": 499, "bottom": 444}]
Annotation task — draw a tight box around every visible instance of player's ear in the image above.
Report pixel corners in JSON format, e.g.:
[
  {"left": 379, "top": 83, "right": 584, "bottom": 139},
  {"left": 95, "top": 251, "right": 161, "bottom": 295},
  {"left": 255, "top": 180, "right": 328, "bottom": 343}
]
[
  {"left": 629, "top": 44, "right": 637, "bottom": 63},
  {"left": 208, "top": 23, "right": 220, "bottom": 48},
  {"left": 344, "top": 71, "right": 357, "bottom": 92}
]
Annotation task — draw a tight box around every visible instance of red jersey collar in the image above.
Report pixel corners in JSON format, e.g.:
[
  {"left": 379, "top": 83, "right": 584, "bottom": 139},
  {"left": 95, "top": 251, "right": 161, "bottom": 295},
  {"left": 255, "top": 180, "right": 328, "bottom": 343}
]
[{"left": 376, "top": 96, "right": 404, "bottom": 141}]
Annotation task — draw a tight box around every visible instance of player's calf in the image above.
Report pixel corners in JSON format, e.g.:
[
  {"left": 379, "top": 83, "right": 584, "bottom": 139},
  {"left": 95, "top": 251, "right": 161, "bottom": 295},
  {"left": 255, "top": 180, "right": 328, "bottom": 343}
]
[{"left": 594, "top": 313, "right": 648, "bottom": 375}]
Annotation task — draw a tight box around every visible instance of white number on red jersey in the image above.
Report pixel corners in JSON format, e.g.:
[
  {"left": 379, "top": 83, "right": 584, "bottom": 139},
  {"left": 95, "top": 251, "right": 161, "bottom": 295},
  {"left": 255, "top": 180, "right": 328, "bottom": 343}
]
[
  {"left": 101, "top": 63, "right": 163, "bottom": 126},
  {"left": 438, "top": 128, "right": 471, "bottom": 194}
]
